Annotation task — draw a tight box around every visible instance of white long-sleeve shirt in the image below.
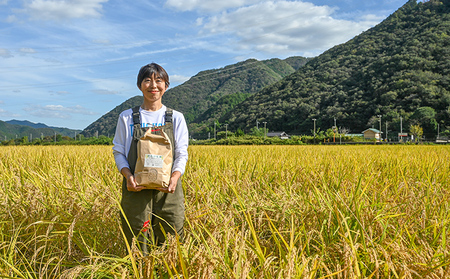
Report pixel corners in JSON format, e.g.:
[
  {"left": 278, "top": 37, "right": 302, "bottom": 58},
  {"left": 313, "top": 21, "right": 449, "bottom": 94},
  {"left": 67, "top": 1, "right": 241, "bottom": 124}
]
[{"left": 112, "top": 105, "right": 189, "bottom": 175}]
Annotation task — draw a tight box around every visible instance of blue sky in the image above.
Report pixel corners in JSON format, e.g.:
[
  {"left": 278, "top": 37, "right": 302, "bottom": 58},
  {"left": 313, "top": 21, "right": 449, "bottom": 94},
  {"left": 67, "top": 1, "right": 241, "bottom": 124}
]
[{"left": 0, "top": 0, "right": 410, "bottom": 130}]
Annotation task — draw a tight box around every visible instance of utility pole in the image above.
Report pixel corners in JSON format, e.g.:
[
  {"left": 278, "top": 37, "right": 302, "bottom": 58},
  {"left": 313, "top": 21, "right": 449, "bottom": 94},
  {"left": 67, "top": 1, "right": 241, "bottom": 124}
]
[
  {"left": 437, "top": 123, "right": 440, "bottom": 140},
  {"left": 400, "top": 116, "right": 403, "bottom": 142},
  {"left": 377, "top": 115, "right": 382, "bottom": 140},
  {"left": 214, "top": 122, "right": 216, "bottom": 140},
  {"left": 224, "top": 124, "right": 228, "bottom": 139},
  {"left": 312, "top": 119, "right": 316, "bottom": 137},
  {"left": 386, "top": 122, "right": 388, "bottom": 142},
  {"left": 400, "top": 117, "right": 403, "bottom": 134},
  {"left": 333, "top": 118, "right": 336, "bottom": 143},
  {"left": 256, "top": 120, "right": 259, "bottom": 130},
  {"left": 263, "top": 122, "right": 267, "bottom": 138}
]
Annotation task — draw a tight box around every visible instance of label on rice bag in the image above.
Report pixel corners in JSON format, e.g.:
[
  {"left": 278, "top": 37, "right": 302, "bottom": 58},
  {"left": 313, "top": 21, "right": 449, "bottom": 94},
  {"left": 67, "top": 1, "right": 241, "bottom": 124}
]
[{"left": 144, "top": 154, "right": 163, "bottom": 168}]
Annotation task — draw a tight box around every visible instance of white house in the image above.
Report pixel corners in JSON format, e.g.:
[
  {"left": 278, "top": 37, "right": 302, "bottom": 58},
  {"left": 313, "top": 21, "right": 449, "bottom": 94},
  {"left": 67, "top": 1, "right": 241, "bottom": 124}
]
[{"left": 266, "top": 131, "right": 290, "bottom": 139}]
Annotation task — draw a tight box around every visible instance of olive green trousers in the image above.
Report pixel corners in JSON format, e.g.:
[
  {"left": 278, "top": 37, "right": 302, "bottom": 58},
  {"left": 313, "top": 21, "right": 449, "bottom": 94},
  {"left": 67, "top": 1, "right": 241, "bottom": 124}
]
[{"left": 120, "top": 177, "right": 184, "bottom": 254}]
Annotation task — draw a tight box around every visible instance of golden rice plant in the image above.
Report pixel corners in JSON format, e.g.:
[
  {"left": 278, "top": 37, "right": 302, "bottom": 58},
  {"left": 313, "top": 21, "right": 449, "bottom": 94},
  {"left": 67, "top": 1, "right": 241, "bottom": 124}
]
[{"left": 1, "top": 145, "right": 449, "bottom": 278}]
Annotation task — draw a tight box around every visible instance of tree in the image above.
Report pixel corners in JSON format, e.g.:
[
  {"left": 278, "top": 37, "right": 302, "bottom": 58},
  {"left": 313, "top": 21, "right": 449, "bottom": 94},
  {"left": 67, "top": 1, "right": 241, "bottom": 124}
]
[
  {"left": 217, "top": 131, "right": 234, "bottom": 139},
  {"left": 411, "top": 107, "right": 437, "bottom": 138},
  {"left": 410, "top": 124, "right": 423, "bottom": 142},
  {"left": 250, "top": 127, "right": 266, "bottom": 137},
  {"left": 236, "top": 128, "right": 245, "bottom": 137}
]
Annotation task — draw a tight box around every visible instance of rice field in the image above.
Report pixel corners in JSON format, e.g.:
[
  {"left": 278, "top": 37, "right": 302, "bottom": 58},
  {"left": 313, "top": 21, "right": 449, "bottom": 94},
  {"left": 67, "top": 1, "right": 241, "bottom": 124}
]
[{"left": 0, "top": 145, "right": 449, "bottom": 278}]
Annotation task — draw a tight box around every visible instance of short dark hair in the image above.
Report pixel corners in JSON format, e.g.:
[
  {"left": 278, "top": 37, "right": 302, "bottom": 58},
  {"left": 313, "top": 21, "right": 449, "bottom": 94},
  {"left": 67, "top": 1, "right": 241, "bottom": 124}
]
[{"left": 137, "top": 63, "right": 170, "bottom": 89}]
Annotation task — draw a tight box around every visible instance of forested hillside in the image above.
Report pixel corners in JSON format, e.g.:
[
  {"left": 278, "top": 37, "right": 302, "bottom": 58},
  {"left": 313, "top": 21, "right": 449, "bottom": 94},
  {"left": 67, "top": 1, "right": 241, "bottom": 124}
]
[
  {"left": 164, "top": 57, "right": 309, "bottom": 123},
  {"left": 224, "top": 0, "right": 450, "bottom": 139},
  {"left": 82, "top": 56, "right": 310, "bottom": 137},
  {"left": 0, "top": 120, "right": 81, "bottom": 140},
  {"left": 82, "top": 96, "right": 143, "bottom": 138}
]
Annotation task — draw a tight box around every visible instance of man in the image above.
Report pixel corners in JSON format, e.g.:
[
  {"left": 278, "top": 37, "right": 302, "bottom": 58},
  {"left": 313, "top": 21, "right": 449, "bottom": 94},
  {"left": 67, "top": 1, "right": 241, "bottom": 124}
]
[{"left": 112, "top": 63, "right": 188, "bottom": 254}]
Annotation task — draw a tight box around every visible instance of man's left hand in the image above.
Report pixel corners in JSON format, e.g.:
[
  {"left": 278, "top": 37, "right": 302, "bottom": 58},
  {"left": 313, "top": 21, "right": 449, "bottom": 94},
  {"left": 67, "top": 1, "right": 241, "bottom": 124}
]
[{"left": 156, "top": 171, "right": 181, "bottom": 193}]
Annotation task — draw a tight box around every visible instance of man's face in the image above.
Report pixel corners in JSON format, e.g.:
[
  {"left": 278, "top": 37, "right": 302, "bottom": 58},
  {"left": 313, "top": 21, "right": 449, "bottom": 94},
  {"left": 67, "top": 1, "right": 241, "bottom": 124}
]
[{"left": 139, "top": 74, "right": 167, "bottom": 103}]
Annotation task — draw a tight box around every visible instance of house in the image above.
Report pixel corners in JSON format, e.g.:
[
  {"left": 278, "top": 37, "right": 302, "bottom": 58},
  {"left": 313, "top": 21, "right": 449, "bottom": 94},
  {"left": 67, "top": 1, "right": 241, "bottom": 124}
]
[
  {"left": 345, "top": 134, "right": 364, "bottom": 138},
  {"left": 362, "top": 128, "right": 382, "bottom": 140},
  {"left": 266, "top": 131, "right": 290, "bottom": 139}
]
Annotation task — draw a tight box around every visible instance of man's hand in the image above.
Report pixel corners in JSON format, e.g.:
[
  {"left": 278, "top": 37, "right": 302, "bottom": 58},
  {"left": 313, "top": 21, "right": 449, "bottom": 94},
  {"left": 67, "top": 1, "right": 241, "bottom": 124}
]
[
  {"left": 121, "top": 167, "right": 145, "bottom": 192},
  {"left": 156, "top": 171, "right": 181, "bottom": 194}
]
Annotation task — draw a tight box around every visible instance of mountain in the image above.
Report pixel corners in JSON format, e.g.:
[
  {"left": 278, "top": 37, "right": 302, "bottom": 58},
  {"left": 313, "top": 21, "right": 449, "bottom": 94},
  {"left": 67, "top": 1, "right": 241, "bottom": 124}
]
[
  {"left": 83, "top": 0, "right": 450, "bottom": 140},
  {"left": 81, "top": 56, "right": 311, "bottom": 137},
  {"left": 81, "top": 96, "right": 143, "bottom": 138},
  {"left": 164, "top": 57, "right": 310, "bottom": 124},
  {"left": 223, "top": 0, "right": 450, "bottom": 138},
  {"left": 6, "top": 120, "right": 49, "bottom": 129},
  {"left": 0, "top": 120, "right": 81, "bottom": 140}
]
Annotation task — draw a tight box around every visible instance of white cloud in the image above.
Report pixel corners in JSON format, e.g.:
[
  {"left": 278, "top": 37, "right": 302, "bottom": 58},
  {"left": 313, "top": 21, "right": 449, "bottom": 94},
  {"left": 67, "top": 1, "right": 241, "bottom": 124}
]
[
  {"left": 70, "top": 75, "right": 131, "bottom": 97},
  {"left": 55, "top": 91, "right": 70, "bottom": 95},
  {"left": 0, "top": 0, "right": 8, "bottom": 5},
  {"left": 19, "top": 47, "right": 36, "bottom": 54},
  {"left": 23, "top": 104, "right": 96, "bottom": 119},
  {"left": 0, "top": 108, "right": 10, "bottom": 117},
  {"left": 199, "top": 1, "right": 377, "bottom": 56},
  {"left": 0, "top": 48, "right": 13, "bottom": 58},
  {"left": 47, "top": 90, "right": 70, "bottom": 95},
  {"left": 165, "top": 0, "right": 261, "bottom": 13},
  {"left": 5, "top": 15, "right": 17, "bottom": 23},
  {"left": 92, "top": 39, "right": 111, "bottom": 45},
  {"left": 358, "top": 13, "right": 385, "bottom": 25},
  {"left": 170, "top": 74, "right": 190, "bottom": 85},
  {"left": 91, "top": 89, "right": 120, "bottom": 95},
  {"left": 0, "top": 110, "right": 21, "bottom": 119},
  {"left": 23, "top": 0, "right": 109, "bottom": 21}
]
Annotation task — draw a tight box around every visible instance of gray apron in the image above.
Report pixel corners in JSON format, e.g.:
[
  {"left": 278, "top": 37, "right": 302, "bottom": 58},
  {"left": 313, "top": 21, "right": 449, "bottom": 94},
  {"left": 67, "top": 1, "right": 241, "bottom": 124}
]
[{"left": 120, "top": 106, "right": 184, "bottom": 255}]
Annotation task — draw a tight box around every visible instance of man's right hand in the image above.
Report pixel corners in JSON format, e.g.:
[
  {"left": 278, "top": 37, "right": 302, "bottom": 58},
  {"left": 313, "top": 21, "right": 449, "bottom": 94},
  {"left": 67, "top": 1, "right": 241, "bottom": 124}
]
[
  {"left": 126, "top": 175, "right": 145, "bottom": 192},
  {"left": 121, "top": 167, "right": 145, "bottom": 192}
]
